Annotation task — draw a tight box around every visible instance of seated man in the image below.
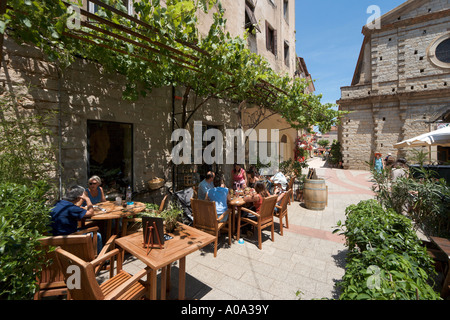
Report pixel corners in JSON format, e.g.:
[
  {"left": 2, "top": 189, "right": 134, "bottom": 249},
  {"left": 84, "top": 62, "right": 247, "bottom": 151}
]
[
  {"left": 206, "top": 175, "right": 230, "bottom": 222},
  {"left": 198, "top": 171, "right": 215, "bottom": 200},
  {"left": 270, "top": 171, "right": 288, "bottom": 192},
  {"left": 273, "top": 183, "right": 286, "bottom": 214},
  {"left": 50, "top": 185, "right": 102, "bottom": 253}
]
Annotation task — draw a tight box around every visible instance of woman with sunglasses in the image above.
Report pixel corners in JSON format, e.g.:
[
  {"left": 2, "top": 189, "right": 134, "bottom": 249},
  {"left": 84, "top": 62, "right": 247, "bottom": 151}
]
[{"left": 85, "top": 175, "right": 106, "bottom": 204}]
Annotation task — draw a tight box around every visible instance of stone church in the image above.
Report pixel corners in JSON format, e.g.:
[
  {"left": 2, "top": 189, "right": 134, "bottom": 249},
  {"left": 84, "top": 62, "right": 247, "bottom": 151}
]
[{"left": 337, "top": 0, "right": 450, "bottom": 170}]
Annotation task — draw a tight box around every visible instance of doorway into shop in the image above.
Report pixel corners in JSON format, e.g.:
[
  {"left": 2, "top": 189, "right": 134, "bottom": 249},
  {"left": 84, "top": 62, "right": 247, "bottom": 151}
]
[{"left": 87, "top": 120, "right": 133, "bottom": 198}]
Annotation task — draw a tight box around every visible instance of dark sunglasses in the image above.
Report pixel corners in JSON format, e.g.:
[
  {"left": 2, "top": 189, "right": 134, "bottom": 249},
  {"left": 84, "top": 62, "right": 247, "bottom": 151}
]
[{"left": 89, "top": 182, "right": 98, "bottom": 185}]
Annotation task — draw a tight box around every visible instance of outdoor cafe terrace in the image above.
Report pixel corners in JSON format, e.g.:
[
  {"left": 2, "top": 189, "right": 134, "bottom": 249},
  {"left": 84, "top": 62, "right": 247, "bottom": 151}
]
[{"left": 29, "top": 158, "right": 449, "bottom": 302}]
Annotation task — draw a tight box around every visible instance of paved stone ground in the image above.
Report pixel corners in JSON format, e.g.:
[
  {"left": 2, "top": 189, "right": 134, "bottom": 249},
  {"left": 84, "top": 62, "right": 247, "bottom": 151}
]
[{"left": 101, "top": 158, "right": 376, "bottom": 300}]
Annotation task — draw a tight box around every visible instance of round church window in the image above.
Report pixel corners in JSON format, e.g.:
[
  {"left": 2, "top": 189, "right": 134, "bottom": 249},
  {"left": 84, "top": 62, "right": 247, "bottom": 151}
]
[
  {"left": 428, "top": 34, "right": 450, "bottom": 69},
  {"left": 435, "top": 38, "right": 450, "bottom": 64}
]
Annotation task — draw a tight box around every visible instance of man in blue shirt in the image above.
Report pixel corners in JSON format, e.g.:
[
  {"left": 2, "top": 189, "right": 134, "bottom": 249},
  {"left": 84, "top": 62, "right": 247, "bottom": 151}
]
[
  {"left": 50, "top": 185, "right": 102, "bottom": 253},
  {"left": 206, "top": 175, "right": 230, "bottom": 222},
  {"left": 198, "top": 171, "right": 215, "bottom": 200}
]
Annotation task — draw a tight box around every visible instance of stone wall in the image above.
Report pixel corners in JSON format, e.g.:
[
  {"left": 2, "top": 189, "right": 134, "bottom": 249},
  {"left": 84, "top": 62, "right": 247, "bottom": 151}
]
[
  {"left": 1, "top": 36, "right": 239, "bottom": 199},
  {"left": 197, "top": 0, "right": 297, "bottom": 77},
  {"left": 338, "top": 0, "right": 450, "bottom": 170}
]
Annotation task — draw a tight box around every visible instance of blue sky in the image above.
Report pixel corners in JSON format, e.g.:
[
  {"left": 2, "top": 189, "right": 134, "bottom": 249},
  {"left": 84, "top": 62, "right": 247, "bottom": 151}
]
[{"left": 295, "top": 0, "right": 406, "bottom": 105}]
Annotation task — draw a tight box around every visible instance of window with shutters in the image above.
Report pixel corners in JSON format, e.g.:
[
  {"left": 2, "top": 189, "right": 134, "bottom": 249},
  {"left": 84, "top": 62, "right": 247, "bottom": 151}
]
[
  {"left": 87, "top": 0, "right": 98, "bottom": 13},
  {"left": 284, "top": 41, "right": 289, "bottom": 66},
  {"left": 88, "top": 0, "right": 133, "bottom": 14},
  {"left": 245, "top": 0, "right": 260, "bottom": 34},
  {"left": 266, "top": 21, "right": 277, "bottom": 56},
  {"left": 122, "top": 0, "right": 134, "bottom": 15},
  {"left": 283, "top": 0, "right": 289, "bottom": 22}
]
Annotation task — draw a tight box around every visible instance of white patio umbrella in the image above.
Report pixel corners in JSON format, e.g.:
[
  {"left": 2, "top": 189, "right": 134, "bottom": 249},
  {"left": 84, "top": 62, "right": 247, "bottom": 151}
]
[{"left": 394, "top": 126, "right": 450, "bottom": 148}]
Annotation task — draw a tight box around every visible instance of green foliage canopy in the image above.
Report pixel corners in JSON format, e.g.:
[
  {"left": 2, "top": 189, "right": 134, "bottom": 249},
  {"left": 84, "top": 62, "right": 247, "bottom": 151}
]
[{"left": 1, "top": 0, "right": 344, "bottom": 132}]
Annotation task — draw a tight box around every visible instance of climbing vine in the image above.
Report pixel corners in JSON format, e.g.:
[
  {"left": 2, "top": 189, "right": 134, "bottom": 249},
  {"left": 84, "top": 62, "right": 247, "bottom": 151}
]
[{"left": 1, "top": 0, "right": 344, "bottom": 132}]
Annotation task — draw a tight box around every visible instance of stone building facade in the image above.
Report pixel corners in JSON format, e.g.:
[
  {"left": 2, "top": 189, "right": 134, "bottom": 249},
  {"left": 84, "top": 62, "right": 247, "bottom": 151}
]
[
  {"left": 1, "top": 0, "right": 307, "bottom": 199},
  {"left": 199, "top": 0, "right": 304, "bottom": 166},
  {"left": 337, "top": 0, "right": 450, "bottom": 170}
]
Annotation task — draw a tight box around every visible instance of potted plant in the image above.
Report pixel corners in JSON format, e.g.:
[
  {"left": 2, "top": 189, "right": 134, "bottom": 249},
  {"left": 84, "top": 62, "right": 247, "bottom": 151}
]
[
  {"left": 139, "top": 204, "right": 164, "bottom": 245},
  {"left": 160, "top": 201, "right": 183, "bottom": 233}
]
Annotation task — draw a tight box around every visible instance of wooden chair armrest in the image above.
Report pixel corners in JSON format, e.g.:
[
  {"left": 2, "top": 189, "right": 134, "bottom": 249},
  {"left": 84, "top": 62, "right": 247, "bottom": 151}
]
[
  {"left": 91, "top": 248, "right": 120, "bottom": 268},
  {"left": 81, "top": 219, "right": 97, "bottom": 228},
  {"left": 217, "top": 209, "right": 230, "bottom": 221},
  {"left": 72, "top": 226, "right": 99, "bottom": 235},
  {"left": 97, "top": 235, "right": 117, "bottom": 258},
  {"left": 104, "top": 268, "right": 150, "bottom": 300},
  {"left": 240, "top": 207, "right": 260, "bottom": 218}
]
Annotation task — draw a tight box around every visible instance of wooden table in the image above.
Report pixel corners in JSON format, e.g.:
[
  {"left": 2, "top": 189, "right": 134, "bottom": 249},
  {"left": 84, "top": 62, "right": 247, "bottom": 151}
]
[
  {"left": 89, "top": 201, "right": 146, "bottom": 239},
  {"left": 430, "top": 236, "right": 450, "bottom": 298},
  {"left": 115, "top": 223, "right": 215, "bottom": 300},
  {"left": 229, "top": 196, "right": 246, "bottom": 239}
]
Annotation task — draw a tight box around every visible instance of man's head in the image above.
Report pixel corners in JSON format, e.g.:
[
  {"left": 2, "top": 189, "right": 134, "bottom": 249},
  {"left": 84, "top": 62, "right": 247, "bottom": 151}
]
[
  {"left": 62, "top": 185, "right": 85, "bottom": 202},
  {"left": 213, "top": 175, "right": 224, "bottom": 188},
  {"left": 206, "top": 171, "right": 215, "bottom": 182}
]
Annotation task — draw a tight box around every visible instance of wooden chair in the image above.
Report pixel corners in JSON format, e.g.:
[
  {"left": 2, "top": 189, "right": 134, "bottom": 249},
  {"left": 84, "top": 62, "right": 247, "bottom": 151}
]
[
  {"left": 191, "top": 198, "right": 231, "bottom": 257},
  {"left": 54, "top": 247, "right": 149, "bottom": 300},
  {"left": 274, "top": 189, "right": 292, "bottom": 236},
  {"left": 124, "top": 195, "right": 168, "bottom": 236},
  {"left": 34, "top": 228, "right": 117, "bottom": 300},
  {"left": 238, "top": 194, "right": 278, "bottom": 250}
]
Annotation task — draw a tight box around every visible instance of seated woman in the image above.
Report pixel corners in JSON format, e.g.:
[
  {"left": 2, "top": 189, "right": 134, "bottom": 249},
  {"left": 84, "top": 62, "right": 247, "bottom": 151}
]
[
  {"left": 85, "top": 175, "right": 106, "bottom": 204},
  {"left": 231, "top": 163, "right": 247, "bottom": 190},
  {"left": 242, "top": 181, "right": 269, "bottom": 219},
  {"left": 206, "top": 175, "right": 231, "bottom": 222},
  {"left": 246, "top": 166, "right": 259, "bottom": 189}
]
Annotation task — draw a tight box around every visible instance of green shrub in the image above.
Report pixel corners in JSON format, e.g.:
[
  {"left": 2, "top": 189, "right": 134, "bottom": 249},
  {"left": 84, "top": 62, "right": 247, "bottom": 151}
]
[
  {"left": 372, "top": 165, "right": 450, "bottom": 238},
  {"left": 334, "top": 200, "right": 440, "bottom": 300},
  {"left": 328, "top": 140, "right": 343, "bottom": 165},
  {"left": 0, "top": 181, "right": 52, "bottom": 300}
]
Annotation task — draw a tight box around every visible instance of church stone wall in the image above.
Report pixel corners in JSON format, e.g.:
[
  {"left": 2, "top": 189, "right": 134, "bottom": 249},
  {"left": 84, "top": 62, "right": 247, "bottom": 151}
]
[{"left": 338, "top": 0, "right": 450, "bottom": 170}]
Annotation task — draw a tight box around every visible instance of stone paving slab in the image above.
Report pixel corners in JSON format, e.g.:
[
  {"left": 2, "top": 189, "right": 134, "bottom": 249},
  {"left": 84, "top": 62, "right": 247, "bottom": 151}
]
[{"left": 100, "top": 158, "right": 376, "bottom": 300}]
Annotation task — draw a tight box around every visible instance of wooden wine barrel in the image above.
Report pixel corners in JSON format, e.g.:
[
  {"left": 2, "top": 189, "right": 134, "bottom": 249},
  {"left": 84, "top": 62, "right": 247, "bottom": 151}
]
[{"left": 303, "top": 179, "right": 328, "bottom": 211}]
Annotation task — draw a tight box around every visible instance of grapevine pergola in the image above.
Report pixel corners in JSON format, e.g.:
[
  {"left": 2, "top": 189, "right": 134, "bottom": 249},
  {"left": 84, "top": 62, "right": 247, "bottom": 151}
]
[{"left": 1, "top": 0, "right": 342, "bottom": 132}]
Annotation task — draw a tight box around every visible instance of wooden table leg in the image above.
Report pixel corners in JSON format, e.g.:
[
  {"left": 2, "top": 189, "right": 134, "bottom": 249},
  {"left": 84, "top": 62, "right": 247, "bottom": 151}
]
[
  {"left": 166, "top": 263, "right": 171, "bottom": 294},
  {"left": 115, "top": 218, "right": 120, "bottom": 235},
  {"left": 442, "top": 262, "right": 450, "bottom": 298},
  {"left": 117, "top": 247, "right": 123, "bottom": 273},
  {"left": 148, "top": 269, "right": 157, "bottom": 300},
  {"left": 106, "top": 220, "right": 112, "bottom": 241},
  {"left": 231, "top": 206, "right": 236, "bottom": 239},
  {"left": 236, "top": 207, "right": 242, "bottom": 241},
  {"left": 160, "top": 266, "right": 167, "bottom": 300},
  {"left": 121, "top": 217, "right": 129, "bottom": 237},
  {"left": 178, "top": 257, "right": 186, "bottom": 300}
]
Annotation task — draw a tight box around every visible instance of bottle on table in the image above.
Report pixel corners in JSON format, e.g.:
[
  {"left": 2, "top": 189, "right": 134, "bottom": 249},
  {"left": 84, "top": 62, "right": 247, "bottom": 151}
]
[{"left": 126, "top": 185, "right": 133, "bottom": 205}]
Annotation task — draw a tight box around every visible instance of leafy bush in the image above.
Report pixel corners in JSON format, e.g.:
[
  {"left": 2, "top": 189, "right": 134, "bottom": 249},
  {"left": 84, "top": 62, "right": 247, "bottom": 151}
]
[
  {"left": 334, "top": 200, "right": 440, "bottom": 300},
  {"left": 372, "top": 165, "right": 450, "bottom": 238},
  {"left": 0, "top": 89, "right": 57, "bottom": 188},
  {"left": 317, "top": 139, "right": 330, "bottom": 148},
  {"left": 328, "top": 140, "right": 343, "bottom": 166},
  {"left": 0, "top": 181, "right": 52, "bottom": 299}
]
